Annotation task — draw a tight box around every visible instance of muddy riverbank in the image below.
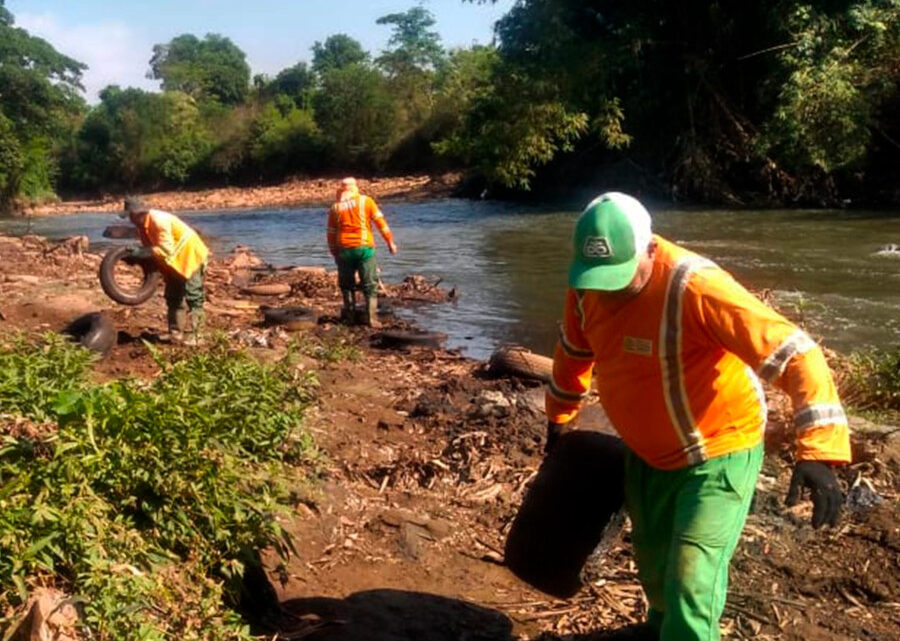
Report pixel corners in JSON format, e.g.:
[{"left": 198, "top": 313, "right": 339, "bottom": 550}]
[
  {"left": 1, "top": 232, "right": 897, "bottom": 641},
  {"left": 20, "top": 173, "right": 462, "bottom": 216}
]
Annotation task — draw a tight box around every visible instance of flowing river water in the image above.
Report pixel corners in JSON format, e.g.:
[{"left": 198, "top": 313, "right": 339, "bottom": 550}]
[{"left": 3, "top": 200, "right": 899, "bottom": 360}]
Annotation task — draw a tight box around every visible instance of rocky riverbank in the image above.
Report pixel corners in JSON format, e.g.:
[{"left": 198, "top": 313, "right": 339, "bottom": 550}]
[
  {"left": 1, "top": 232, "right": 897, "bottom": 641},
  {"left": 21, "top": 173, "right": 463, "bottom": 216}
]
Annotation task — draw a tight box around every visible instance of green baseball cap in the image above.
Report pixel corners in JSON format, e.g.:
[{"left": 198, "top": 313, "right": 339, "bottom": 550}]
[{"left": 569, "top": 192, "right": 653, "bottom": 290}]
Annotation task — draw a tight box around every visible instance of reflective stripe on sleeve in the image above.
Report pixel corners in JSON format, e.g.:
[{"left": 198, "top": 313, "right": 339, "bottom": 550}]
[
  {"left": 756, "top": 330, "right": 816, "bottom": 382},
  {"left": 794, "top": 403, "right": 848, "bottom": 431},
  {"left": 548, "top": 380, "right": 590, "bottom": 403},
  {"left": 559, "top": 325, "right": 593, "bottom": 359},
  {"left": 659, "top": 256, "right": 715, "bottom": 465}
]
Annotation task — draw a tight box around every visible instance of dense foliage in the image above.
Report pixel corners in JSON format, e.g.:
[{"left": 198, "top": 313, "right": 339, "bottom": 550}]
[
  {"left": 0, "top": 335, "right": 316, "bottom": 639},
  {"left": 1, "top": 0, "right": 898, "bottom": 210},
  {"left": 455, "top": 0, "right": 900, "bottom": 203},
  {"left": 0, "top": 0, "right": 85, "bottom": 212}
]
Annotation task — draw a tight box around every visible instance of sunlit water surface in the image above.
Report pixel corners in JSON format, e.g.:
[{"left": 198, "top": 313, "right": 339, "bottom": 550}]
[{"left": 3, "top": 201, "right": 898, "bottom": 360}]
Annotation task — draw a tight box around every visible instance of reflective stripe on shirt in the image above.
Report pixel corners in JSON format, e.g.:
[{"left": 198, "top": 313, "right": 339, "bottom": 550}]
[
  {"left": 746, "top": 365, "right": 768, "bottom": 435},
  {"left": 358, "top": 195, "right": 369, "bottom": 246},
  {"left": 659, "top": 255, "right": 716, "bottom": 465}
]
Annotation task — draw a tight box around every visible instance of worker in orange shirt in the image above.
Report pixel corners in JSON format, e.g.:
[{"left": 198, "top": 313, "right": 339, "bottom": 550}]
[
  {"left": 121, "top": 197, "right": 209, "bottom": 344},
  {"left": 546, "top": 193, "right": 850, "bottom": 641},
  {"left": 326, "top": 178, "right": 397, "bottom": 327}
]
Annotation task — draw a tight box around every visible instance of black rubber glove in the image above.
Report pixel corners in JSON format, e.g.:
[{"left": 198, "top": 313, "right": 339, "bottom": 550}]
[
  {"left": 124, "top": 246, "right": 153, "bottom": 264},
  {"left": 786, "top": 461, "right": 843, "bottom": 528},
  {"left": 545, "top": 421, "right": 565, "bottom": 454}
]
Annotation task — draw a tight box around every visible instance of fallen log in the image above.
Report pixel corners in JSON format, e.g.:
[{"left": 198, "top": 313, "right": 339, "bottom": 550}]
[{"left": 488, "top": 346, "right": 553, "bottom": 383}]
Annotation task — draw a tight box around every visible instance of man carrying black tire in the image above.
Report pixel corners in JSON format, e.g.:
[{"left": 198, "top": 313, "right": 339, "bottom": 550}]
[{"left": 121, "top": 197, "right": 209, "bottom": 344}]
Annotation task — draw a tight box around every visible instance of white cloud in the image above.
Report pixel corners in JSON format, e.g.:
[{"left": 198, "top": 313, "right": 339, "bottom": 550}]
[{"left": 15, "top": 12, "right": 160, "bottom": 103}]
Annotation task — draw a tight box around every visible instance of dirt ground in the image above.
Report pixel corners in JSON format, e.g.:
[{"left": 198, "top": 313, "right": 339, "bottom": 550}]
[
  {"left": 21, "top": 173, "right": 462, "bottom": 216},
  {"left": 0, "top": 233, "right": 897, "bottom": 641}
]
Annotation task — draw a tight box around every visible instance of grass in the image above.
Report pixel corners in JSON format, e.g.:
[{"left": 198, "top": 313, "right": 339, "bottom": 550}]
[
  {"left": 838, "top": 346, "right": 900, "bottom": 414},
  {"left": 0, "top": 334, "right": 317, "bottom": 640},
  {"left": 293, "top": 328, "right": 362, "bottom": 363}
]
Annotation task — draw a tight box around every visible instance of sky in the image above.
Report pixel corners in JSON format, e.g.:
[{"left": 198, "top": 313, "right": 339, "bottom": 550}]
[{"left": 6, "top": 0, "right": 515, "bottom": 102}]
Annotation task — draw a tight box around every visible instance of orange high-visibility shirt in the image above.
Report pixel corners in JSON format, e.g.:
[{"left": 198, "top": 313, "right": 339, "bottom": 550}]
[
  {"left": 327, "top": 194, "right": 394, "bottom": 254},
  {"left": 546, "top": 236, "right": 850, "bottom": 470},
  {"left": 140, "top": 209, "right": 209, "bottom": 280}
]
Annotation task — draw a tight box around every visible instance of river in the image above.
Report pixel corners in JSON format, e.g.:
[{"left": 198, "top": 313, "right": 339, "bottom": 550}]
[{"left": 2, "top": 200, "right": 899, "bottom": 360}]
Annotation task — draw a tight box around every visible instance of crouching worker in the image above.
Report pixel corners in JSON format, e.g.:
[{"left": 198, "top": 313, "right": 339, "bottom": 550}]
[
  {"left": 121, "top": 197, "right": 209, "bottom": 344},
  {"left": 326, "top": 177, "right": 397, "bottom": 327},
  {"left": 546, "top": 193, "right": 850, "bottom": 641}
]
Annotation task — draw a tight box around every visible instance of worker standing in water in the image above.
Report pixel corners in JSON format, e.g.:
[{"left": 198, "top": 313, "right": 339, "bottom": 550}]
[
  {"left": 121, "top": 197, "right": 209, "bottom": 344},
  {"left": 326, "top": 177, "right": 397, "bottom": 327},
  {"left": 546, "top": 192, "right": 850, "bottom": 640}
]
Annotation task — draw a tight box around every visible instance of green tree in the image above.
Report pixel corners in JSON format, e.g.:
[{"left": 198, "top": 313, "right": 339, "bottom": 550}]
[
  {"left": 248, "top": 98, "right": 321, "bottom": 177},
  {"left": 73, "top": 87, "right": 166, "bottom": 188},
  {"left": 151, "top": 91, "right": 212, "bottom": 184},
  {"left": 0, "top": 0, "right": 85, "bottom": 211},
  {"left": 376, "top": 6, "right": 445, "bottom": 76},
  {"left": 434, "top": 72, "right": 589, "bottom": 189},
  {"left": 763, "top": 1, "right": 900, "bottom": 172},
  {"left": 313, "top": 63, "right": 397, "bottom": 167},
  {"left": 311, "top": 34, "right": 368, "bottom": 76},
  {"left": 432, "top": 46, "right": 499, "bottom": 134},
  {"left": 148, "top": 33, "right": 250, "bottom": 104},
  {"left": 265, "top": 62, "right": 316, "bottom": 107},
  {"left": 462, "top": 0, "right": 900, "bottom": 202}
]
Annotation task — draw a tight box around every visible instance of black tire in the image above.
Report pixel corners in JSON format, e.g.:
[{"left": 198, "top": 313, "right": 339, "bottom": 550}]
[
  {"left": 504, "top": 431, "right": 626, "bottom": 599},
  {"left": 488, "top": 347, "right": 553, "bottom": 383},
  {"left": 260, "top": 305, "right": 317, "bottom": 327},
  {"left": 99, "top": 245, "right": 162, "bottom": 306},
  {"left": 63, "top": 312, "right": 117, "bottom": 356},
  {"left": 102, "top": 224, "right": 139, "bottom": 239},
  {"left": 373, "top": 329, "right": 447, "bottom": 349}
]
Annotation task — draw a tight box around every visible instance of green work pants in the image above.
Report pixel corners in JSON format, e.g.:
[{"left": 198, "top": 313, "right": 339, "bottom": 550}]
[
  {"left": 336, "top": 247, "right": 378, "bottom": 298},
  {"left": 625, "top": 443, "right": 763, "bottom": 641},
  {"left": 164, "top": 262, "right": 206, "bottom": 315}
]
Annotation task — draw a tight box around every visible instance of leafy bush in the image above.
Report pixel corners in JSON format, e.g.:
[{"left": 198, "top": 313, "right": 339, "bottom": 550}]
[
  {"left": 839, "top": 346, "right": 900, "bottom": 411},
  {"left": 0, "top": 336, "right": 316, "bottom": 639}
]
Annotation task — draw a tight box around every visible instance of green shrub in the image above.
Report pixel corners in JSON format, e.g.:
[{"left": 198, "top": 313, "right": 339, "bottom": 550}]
[
  {"left": 0, "top": 336, "right": 316, "bottom": 639},
  {"left": 840, "top": 346, "right": 900, "bottom": 412}
]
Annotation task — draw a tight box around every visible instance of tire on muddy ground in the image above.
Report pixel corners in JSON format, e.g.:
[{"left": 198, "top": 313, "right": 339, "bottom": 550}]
[
  {"left": 260, "top": 305, "right": 317, "bottom": 327},
  {"left": 504, "top": 430, "right": 626, "bottom": 599},
  {"left": 63, "top": 312, "right": 117, "bottom": 356},
  {"left": 488, "top": 346, "right": 553, "bottom": 383},
  {"left": 99, "top": 245, "right": 162, "bottom": 306},
  {"left": 373, "top": 329, "right": 447, "bottom": 349}
]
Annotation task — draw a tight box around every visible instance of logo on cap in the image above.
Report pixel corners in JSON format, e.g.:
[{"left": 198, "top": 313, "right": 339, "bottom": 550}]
[{"left": 583, "top": 236, "right": 613, "bottom": 259}]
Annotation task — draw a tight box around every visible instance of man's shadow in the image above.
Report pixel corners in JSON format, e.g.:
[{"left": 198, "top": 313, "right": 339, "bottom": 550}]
[
  {"left": 277, "top": 589, "right": 516, "bottom": 641},
  {"left": 276, "top": 589, "right": 655, "bottom": 640},
  {"left": 272, "top": 432, "right": 637, "bottom": 641}
]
